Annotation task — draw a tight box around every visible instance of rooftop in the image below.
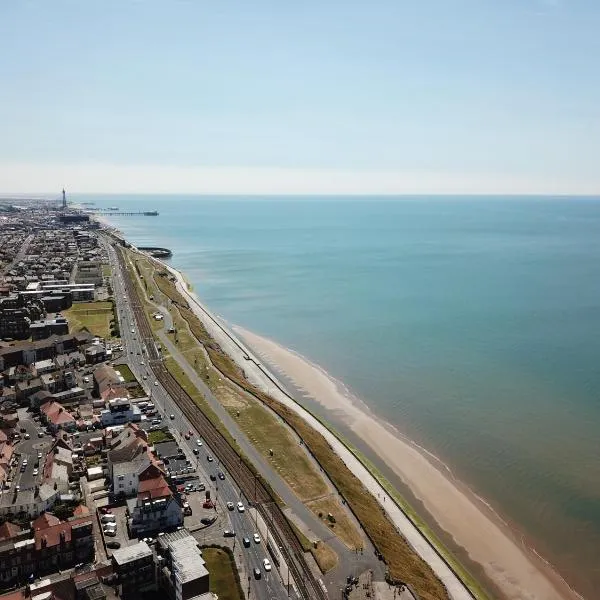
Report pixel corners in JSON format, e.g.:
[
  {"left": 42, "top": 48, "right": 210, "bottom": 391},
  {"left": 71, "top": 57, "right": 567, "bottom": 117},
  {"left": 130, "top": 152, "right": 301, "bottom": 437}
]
[{"left": 111, "top": 540, "right": 152, "bottom": 566}]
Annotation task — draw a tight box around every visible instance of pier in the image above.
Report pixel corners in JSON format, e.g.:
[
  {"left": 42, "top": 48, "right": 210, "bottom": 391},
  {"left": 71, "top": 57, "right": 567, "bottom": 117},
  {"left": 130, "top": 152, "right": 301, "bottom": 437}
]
[
  {"left": 86, "top": 210, "right": 159, "bottom": 216},
  {"left": 138, "top": 246, "right": 172, "bottom": 258}
]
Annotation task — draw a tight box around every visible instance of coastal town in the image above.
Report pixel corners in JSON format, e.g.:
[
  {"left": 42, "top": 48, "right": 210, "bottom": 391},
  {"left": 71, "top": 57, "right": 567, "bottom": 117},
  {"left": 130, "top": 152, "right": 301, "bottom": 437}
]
[{"left": 0, "top": 197, "right": 425, "bottom": 600}]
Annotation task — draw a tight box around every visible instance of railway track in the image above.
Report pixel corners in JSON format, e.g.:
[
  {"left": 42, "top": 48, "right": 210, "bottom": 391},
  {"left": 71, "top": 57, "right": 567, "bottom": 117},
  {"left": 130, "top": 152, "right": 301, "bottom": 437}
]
[{"left": 116, "top": 247, "right": 327, "bottom": 600}]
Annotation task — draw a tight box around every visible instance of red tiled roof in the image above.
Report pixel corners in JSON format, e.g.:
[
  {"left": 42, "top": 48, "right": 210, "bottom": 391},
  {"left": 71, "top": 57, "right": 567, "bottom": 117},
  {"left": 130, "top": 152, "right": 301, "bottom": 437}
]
[
  {"left": 73, "top": 505, "right": 90, "bottom": 516},
  {"left": 32, "top": 512, "right": 61, "bottom": 530},
  {"left": 0, "top": 521, "right": 23, "bottom": 541},
  {"left": 137, "top": 475, "right": 171, "bottom": 500},
  {"left": 51, "top": 410, "right": 75, "bottom": 425},
  {"left": 0, "top": 592, "right": 26, "bottom": 600},
  {"left": 34, "top": 516, "right": 92, "bottom": 550}
]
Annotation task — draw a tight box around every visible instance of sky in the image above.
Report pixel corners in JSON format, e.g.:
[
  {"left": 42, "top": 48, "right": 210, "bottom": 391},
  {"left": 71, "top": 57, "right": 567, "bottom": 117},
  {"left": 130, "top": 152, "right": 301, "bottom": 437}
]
[{"left": 0, "top": 1, "right": 599, "bottom": 195}]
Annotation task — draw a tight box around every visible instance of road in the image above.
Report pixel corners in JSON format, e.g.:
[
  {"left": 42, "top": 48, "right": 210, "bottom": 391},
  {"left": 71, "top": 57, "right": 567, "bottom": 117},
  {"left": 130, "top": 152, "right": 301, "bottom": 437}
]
[
  {"left": 105, "top": 241, "right": 291, "bottom": 600},
  {"left": 11, "top": 409, "right": 53, "bottom": 492},
  {"left": 0, "top": 234, "right": 34, "bottom": 276}
]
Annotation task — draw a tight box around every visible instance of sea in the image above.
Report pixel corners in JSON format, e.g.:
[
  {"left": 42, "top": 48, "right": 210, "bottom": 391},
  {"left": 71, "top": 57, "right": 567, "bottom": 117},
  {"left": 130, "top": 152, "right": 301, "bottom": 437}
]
[{"left": 85, "top": 195, "right": 600, "bottom": 597}]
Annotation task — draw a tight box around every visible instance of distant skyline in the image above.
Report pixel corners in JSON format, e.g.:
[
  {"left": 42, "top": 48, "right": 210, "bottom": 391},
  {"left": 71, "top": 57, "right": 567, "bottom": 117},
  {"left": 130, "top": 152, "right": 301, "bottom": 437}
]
[{"left": 1, "top": 1, "right": 599, "bottom": 195}]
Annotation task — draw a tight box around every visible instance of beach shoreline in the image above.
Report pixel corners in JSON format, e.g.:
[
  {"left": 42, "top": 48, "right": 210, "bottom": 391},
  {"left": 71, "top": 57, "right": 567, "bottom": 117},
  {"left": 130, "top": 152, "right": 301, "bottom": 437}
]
[
  {"left": 232, "top": 327, "right": 583, "bottom": 600},
  {"left": 106, "top": 219, "right": 584, "bottom": 600},
  {"left": 135, "top": 245, "right": 581, "bottom": 600}
]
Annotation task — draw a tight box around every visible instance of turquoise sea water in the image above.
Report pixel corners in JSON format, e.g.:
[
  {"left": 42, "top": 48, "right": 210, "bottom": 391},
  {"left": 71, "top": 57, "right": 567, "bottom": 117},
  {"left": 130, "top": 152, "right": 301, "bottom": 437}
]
[{"left": 88, "top": 195, "right": 600, "bottom": 596}]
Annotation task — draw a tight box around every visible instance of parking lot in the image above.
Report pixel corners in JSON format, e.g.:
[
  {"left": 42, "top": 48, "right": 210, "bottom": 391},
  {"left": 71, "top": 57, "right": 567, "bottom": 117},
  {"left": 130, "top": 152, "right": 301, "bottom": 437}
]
[{"left": 97, "top": 504, "right": 133, "bottom": 556}]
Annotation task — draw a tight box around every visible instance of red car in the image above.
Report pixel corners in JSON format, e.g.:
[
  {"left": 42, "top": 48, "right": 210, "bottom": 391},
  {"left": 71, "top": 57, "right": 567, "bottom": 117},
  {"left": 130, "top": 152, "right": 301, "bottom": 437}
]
[
  {"left": 100, "top": 507, "right": 112, "bottom": 514},
  {"left": 184, "top": 433, "right": 190, "bottom": 440}
]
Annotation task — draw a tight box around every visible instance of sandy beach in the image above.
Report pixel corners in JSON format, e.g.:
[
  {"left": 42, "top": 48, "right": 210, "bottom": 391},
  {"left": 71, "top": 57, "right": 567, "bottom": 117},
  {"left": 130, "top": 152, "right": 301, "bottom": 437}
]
[
  {"left": 232, "top": 328, "right": 582, "bottom": 600},
  {"left": 139, "top": 249, "right": 582, "bottom": 600}
]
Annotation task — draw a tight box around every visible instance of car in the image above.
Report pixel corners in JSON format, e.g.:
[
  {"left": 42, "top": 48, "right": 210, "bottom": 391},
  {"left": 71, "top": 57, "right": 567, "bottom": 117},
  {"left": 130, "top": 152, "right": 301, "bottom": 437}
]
[
  {"left": 152, "top": 418, "right": 162, "bottom": 425},
  {"left": 196, "top": 439, "right": 203, "bottom": 446},
  {"left": 22, "top": 459, "right": 28, "bottom": 466},
  {"left": 197, "top": 483, "right": 206, "bottom": 491},
  {"left": 201, "top": 516, "right": 217, "bottom": 525},
  {"left": 207, "top": 455, "right": 213, "bottom": 462},
  {"left": 83, "top": 376, "right": 90, "bottom": 383},
  {"left": 20, "top": 465, "right": 25, "bottom": 473},
  {"left": 19, "top": 427, "right": 26, "bottom": 433},
  {"left": 193, "top": 448, "right": 199, "bottom": 455},
  {"left": 263, "top": 558, "right": 272, "bottom": 572},
  {"left": 104, "top": 530, "right": 117, "bottom": 537},
  {"left": 218, "top": 471, "right": 225, "bottom": 480},
  {"left": 32, "top": 468, "right": 38, "bottom": 476},
  {"left": 170, "top": 414, "right": 175, "bottom": 420},
  {"left": 210, "top": 474, "right": 216, "bottom": 481},
  {"left": 184, "top": 433, "right": 190, "bottom": 440},
  {"left": 253, "top": 533, "right": 261, "bottom": 544},
  {"left": 100, "top": 507, "right": 112, "bottom": 514},
  {"left": 243, "top": 537, "right": 251, "bottom": 548},
  {"left": 143, "top": 375, "right": 147, "bottom": 380},
  {"left": 37, "top": 431, "right": 44, "bottom": 438},
  {"left": 154, "top": 381, "right": 158, "bottom": 386},
  {"left": 253, "top": 568, "right": 262, "bottom": 580},
  {"left": 223, "top": 530, "right": 236, "bottom": 537},
  {"left": 140, "top": 361, "right": 144, "bottom": 365},
  {"left": 37, "top": 452, "right": 42, "bottom": 459},
  {"left": 237, "top": 502, "right": 245, "bottom": 513},
  {"left": 226, "top": 502, "right": 235, "bottom": 511},
  {"left": 15, "top": 485, "right": 20, "bottom": 492},
  {"left": 101, "top": 515, "right": 116, "bottom": 523},
  {"left": 184, "top": 484, "right": 193, "bottom": 492},
  {"left": 24, "top": 433, "right": 30, "bottom": 440},
  {"left": 106, "top": 541, "right": 121, "bottom": 549}
]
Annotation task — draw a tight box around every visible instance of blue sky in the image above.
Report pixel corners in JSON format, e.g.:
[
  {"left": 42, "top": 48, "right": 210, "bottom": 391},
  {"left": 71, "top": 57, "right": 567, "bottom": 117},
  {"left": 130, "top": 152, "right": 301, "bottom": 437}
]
[{"left": 1, "top": 1, "right": 599, "bottom": 194}]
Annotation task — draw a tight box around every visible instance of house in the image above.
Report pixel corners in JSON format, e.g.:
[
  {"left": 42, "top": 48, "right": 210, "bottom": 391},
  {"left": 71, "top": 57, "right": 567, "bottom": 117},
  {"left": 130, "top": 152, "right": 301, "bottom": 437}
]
[
  {"left": 100, "top": 398, "right": 141, "bottom": 427},
  {"left": 93, "top": 365, "right": 122, "bottom": 397},
  {"left": 15, "top": 377, "right": 43, "bottom": 402},
  {"left": 39, "top": 400, "right": 76, "bottom": 433},
  {"left": 84, "top": 343, "right": 106, "bottom": 364},
  {"left": 30, "top": 389, "right": 53, "bottom": 410},
  {"left": 111, "top": 541, "right": 155, "bottom": 598},
  {"left": 127, "top": 472, "right": 183, "bottom": 537},
  {"left": 156, "top": 529, "right": 211, "bottom": 600},
  {"left": 112, "top": 457, "right": 150, "bottom": 498}
]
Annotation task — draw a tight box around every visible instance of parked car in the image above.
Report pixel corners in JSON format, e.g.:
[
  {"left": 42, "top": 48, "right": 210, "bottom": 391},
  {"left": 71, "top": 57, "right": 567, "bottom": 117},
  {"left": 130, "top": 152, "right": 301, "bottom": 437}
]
[
  {"left": 209, "top": 474, "right": 216, "bottom": 481},
  {"left": 32, "top": 468, "right": 38, "bottom": 476},
  {"left": 101, "top": 515, "right": 116, "bottom": 523},
  {"left": 218, "top": 471, "right": 225, "bottom": 480},
  {"left": 170, "top": 414, "right": 175, "bottom": 420},
  {"left": 207, "top": 455, "right": 213, "bottom": 462},
  {"left": 24, "top": 433, "right": 30, "bottom": 440},
  {"left": 106, "top": 541, "right": 121, "bottom": 549},
  {"left": 253, "top": 568, "right": 262, "bottom": 580},
  {"left": 104, "top": 530, "right": 117, "bottom": 537},
  {"left": 196, "top": 439, "right": 203, "bottom": 446},
  {"left": 201, "top": 516, "right": 217, "bottom": 525},
  {"left": 193, "top": 448, "right": 199, "bottom": 455},
  {"left": 223, "top": 530, "right": 236, "bottom": 537}
]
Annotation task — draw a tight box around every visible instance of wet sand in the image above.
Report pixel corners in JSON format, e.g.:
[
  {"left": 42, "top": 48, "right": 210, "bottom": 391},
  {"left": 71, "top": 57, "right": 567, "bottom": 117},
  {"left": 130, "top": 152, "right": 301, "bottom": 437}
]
[{"left": 235, "top": 327, "right": 582, "bottom": 600}]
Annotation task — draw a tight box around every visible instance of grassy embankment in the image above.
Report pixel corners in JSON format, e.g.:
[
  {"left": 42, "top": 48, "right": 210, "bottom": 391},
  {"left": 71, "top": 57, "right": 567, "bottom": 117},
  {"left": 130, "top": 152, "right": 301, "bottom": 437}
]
[
  {"left": 63, "top": 301, "right": 114, "bottom": 339},
  {"left": 113, "top": 363, "right": 136, "bottom": 383},
  {"left": 148, "top": 429, "right": 174, "bottom": 444},
  {"left": 149, "top": 263, "right": 452, "bottom": 600},
  {"left": 202, "top": 547, "right": 244, "bottom": 600},
  {"left": 126, "top": 250, "right": 341, "bottom": 572}
]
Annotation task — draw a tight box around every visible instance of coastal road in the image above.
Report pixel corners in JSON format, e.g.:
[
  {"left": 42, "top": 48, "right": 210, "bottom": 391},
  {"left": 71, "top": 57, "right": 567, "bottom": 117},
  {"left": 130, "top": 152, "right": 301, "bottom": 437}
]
[
  {"left": 105, "top": 241, "right": 292, "bottom": 600},
  {"left": 122, "top": 242, "right": 387, "bottom": 588}
]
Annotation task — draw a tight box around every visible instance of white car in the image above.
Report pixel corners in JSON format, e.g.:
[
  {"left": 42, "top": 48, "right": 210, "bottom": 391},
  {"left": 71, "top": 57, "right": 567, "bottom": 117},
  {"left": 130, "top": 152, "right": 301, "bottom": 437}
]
[
  {"left": 196, "top": 439, "right": 202, "bottom": 446},
  {"left": 253, "top": 533, "right": 261, "bottom": 544},
  {"left": 237, "top": 502, "right": 245, "bottom": 513},
  {"left": 154, "top": 381, "right": 158, "bottom": 386},
  {"left": 32, "top": 468, "right": 39, "bottom": 476},
  {"left": 263, "top": 558, "right": 272, "bottom": 572}
]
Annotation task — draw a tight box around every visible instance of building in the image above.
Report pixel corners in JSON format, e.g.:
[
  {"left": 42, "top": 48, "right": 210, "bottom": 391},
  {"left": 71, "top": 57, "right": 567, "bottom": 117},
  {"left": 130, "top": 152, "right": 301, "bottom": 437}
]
[
  {"left": 40, "top": 400, "right": 77, "bottom": 432},
  {"left": 112, "top": 456, "right": 150, "bottom": 498},
  {"left": 100, "top": 398, "right": 141, "bottom": 427},
  {"left": 127, "top": 471, "right": 183, "bottom": 537},
  {"left": 93, "top": 364, "right": 122, "bottom": 397},
  {"left": 156, "top": 530, "right": 211, "bottom": 600},
  {"left": 0, "top": 514, "right": 93, "bottom": 586},
  {"left": 111, "top": 541, "right": 156, "bottom": 598}
]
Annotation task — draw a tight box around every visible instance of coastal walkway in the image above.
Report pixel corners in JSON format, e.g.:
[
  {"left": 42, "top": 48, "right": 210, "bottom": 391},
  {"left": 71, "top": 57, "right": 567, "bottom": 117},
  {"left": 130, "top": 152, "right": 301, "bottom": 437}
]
[
  {"left": 131, "top": 254, "right": 387, "bottom": 591},
  {"left": 162, "top": 266, "right": 475, "bottom": 600}
]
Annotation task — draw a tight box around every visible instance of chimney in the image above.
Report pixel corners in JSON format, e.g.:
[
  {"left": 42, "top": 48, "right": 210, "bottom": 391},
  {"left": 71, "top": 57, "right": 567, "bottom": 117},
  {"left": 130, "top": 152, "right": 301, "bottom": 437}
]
[{"left": 41, "top": 536, "right": 47, "bottom": 548}]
